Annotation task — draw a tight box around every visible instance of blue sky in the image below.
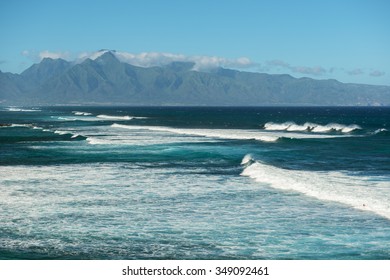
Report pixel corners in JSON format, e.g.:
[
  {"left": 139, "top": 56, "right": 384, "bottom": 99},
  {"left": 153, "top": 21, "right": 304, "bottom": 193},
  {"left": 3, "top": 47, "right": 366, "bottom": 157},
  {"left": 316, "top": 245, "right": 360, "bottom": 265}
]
[{"left": 1, "top": 0, "right": 389, "bottom": 85}]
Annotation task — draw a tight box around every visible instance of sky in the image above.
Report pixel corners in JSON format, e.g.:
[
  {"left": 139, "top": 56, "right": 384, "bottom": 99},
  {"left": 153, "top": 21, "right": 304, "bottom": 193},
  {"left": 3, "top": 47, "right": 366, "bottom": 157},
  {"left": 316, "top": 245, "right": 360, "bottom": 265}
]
[{"left": 1, "top": 0, "right": 389, "bottom": 85}]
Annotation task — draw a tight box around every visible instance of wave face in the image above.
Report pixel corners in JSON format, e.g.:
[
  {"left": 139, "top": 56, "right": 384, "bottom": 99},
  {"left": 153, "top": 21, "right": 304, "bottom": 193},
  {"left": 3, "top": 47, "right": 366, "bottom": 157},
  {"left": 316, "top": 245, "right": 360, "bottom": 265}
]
[
  {"left": 241, "top": 155, "right": 390, "bottom": 220},
  {"left": 1, "top": 106, "right": 390, "bottom": 260}
]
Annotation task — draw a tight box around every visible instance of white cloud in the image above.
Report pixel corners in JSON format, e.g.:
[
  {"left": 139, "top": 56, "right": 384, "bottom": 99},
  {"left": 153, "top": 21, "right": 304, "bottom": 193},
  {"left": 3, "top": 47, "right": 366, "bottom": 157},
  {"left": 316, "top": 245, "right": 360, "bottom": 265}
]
[
  {"left": 77, "top": 49, "right": 112, "bottom": 61},
  {"left": 39, "top": 50, "right": 70, "bottom": 60},
  {"left": 76, "top": 50, "right": 256, "bottom": 71},
  {"left": 21, "top": 50, "right": 70, "bottom": 62},
  {"left": 21, "top": 49, "right": 255, "bottom": 71},
  {"left": 115, "top": 51, "right": 187, "bottom": 67},
  {"left": 116, "top": 51, "right": 255, "bottom": 70}
]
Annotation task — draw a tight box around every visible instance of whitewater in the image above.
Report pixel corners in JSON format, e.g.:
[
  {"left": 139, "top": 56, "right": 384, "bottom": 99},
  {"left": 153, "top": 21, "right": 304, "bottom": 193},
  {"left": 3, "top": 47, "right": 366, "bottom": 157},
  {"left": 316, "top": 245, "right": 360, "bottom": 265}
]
[{"left": 0, "top": 106, "right": 389, "bottom": 259}]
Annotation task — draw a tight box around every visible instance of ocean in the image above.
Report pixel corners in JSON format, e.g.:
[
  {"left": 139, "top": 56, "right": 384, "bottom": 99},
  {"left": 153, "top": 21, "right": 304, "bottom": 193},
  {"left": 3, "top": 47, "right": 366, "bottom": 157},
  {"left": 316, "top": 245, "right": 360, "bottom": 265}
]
[{"left": 0, "top": 106, "right": 389, "bottom": 260}]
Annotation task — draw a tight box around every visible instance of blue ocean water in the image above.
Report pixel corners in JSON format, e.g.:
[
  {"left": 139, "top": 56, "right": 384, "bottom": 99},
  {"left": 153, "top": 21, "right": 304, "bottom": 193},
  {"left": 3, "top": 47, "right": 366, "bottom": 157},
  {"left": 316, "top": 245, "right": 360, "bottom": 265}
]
[{"left": 0, "top": 106, "right": 389, "bottom": 259}]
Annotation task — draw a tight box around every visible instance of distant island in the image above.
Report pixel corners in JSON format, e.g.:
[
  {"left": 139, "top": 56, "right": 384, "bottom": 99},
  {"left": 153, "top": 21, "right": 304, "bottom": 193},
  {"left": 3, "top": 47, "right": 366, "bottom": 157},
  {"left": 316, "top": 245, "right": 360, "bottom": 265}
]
[{"left": 1, "top": 51, "right": 389, "bottom": 106}]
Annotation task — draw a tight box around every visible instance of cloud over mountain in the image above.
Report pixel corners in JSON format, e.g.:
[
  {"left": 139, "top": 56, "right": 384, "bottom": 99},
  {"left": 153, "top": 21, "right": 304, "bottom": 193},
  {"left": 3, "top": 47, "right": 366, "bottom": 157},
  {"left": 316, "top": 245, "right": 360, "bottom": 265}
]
[
  {"left": 39, "top": 50, "right": 70, "bottom": 60},
  {"left": 76, "top": 50, "right": 255, "bottom": 71},
  {"left": 21, "top": 50, "right": 70, "bottom": 62}
]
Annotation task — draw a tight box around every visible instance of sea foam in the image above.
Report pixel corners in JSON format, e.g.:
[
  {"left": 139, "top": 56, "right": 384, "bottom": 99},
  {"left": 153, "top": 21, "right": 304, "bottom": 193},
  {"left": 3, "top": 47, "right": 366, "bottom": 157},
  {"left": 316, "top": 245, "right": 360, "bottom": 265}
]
[{"left": 241, "top": 155, "right": 390, "bottom": 220}]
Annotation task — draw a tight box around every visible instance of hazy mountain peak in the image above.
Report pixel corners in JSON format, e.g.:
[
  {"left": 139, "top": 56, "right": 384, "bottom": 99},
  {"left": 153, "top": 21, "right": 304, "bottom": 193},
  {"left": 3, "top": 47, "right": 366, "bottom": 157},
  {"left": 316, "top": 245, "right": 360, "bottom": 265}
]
[
  {"left": 94, "top": 51, "right": 120, "bottom": 64},
  {"left": 20, "top": 57, "right": 71, "bottom": 84},
  {"left": 79, "top": 49, "right": 117, "bottom": 62}
]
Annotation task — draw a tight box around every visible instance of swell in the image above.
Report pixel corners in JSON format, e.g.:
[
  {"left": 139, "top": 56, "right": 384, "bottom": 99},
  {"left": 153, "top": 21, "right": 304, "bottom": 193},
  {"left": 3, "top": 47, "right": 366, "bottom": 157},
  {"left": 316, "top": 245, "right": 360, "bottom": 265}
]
[{"left": 111, "top": 123, "right": 279, "bottom": 142}]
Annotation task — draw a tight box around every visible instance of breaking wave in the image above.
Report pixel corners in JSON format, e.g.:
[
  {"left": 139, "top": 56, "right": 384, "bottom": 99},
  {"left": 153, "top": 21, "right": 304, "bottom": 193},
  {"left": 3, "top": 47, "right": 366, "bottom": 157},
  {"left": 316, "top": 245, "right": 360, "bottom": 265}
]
[
  {"left": 54, "top": 130, "right": 83, "bottom": 139},
  {"left": 86, "top": 137, "right": 113, "bottom": 145},
  {"left": 72, "top": 111, "right": 92, "bottom": 116},
  {"left": 264, "top": 122, "right": 361, "bottom": 133},
  {"left": 241, "top": 155, "right": 390, "bottom": 220},
  {"left": 111, "top": 123, "right": 352, "bottom": 143},
  {"left": 373, "top": 128, "right": 388, "bottom": 135},
  {"left": 57, "top": 117, "right": 77, "bottom": 121},
  {"left": 5, "top": 107, "right": 41, "bottom": 112},
  {"left": 241, "top": 154, "right": 255, "bottom": 165},
  {"left": 97, "top": 115, "right": 133, "bottom": 120},
  {"left": 0, "top": 124, "right": 44, "bottom": 130}
]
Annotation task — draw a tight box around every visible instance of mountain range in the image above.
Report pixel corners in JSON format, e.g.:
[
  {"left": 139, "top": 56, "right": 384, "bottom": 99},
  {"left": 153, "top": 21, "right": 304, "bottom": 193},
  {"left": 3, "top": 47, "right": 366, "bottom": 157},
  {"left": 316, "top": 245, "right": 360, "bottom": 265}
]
[{"left": 1, "top": 51, "right": 389, "bottom": 106}]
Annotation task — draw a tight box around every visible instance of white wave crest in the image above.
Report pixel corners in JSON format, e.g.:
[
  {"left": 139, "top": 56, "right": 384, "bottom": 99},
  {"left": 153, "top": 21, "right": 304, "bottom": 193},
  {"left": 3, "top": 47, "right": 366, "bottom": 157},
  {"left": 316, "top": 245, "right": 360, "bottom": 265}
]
[
  {"left": 10, "top": 124, "right": 33, "bottom": 128},
  {"left": 97, "top": 115, "right": 133, "bottom": 120},
  {"left": 241, "top": 154, "right": 255, "bottom": 165},
  {"left": 56, "top": 117, "right": 77, "bottom": 121},
  {"left": 72, "top": 111, "right": 92, "bottom": 116},
  {"left": 287, "top": 122, "right": 317, "bottom": 132},
  {"left": 264, "top": 122, "right": 361, "bottom": 133},
  {"left": 311, "top": 123, "right": 361, "bottom": 133},
  {"left": 264, "top": 122, "right": 295, "bottom": 131},
  {"left": 0, "top": 124, "right": 46, "bottom": 131},
  {"left": 241, "top": 158, "right": 390, "bottom": 220},
  {"left": 6, "top": 107, "right": 41, "bottom": 112},
  {"left": 373, "top": 128, "right": 388, "bottom": 135},
  {"left": 54, "top": 130, "right": 82, "bottom": 139},
  {"left": 86, "top": 137, "right": 112, "bottom": 145},
  {"left": 54, "top": 130, "right": 71, "bottom": 135}
]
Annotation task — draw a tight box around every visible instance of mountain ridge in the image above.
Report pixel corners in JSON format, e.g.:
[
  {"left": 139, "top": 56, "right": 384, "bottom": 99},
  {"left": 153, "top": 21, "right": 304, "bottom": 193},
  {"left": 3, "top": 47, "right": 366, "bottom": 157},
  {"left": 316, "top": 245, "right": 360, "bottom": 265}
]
[{"left": 1, "top": 51, "right": 389, "bottom": 106}]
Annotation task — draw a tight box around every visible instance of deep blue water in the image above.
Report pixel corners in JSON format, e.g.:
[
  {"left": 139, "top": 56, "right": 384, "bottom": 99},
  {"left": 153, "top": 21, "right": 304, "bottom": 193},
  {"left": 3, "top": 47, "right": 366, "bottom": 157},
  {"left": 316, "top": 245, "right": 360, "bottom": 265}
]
[{"left": 0, "top": 106, "right": 389, "bottom": 259}]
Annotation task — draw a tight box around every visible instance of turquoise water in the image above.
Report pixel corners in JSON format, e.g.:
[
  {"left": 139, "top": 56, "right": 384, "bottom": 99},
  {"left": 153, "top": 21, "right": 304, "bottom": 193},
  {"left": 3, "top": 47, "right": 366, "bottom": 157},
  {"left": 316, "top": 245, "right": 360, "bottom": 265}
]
[{"left": 0, "top": 106, "right": 389, "bottom": 259}]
